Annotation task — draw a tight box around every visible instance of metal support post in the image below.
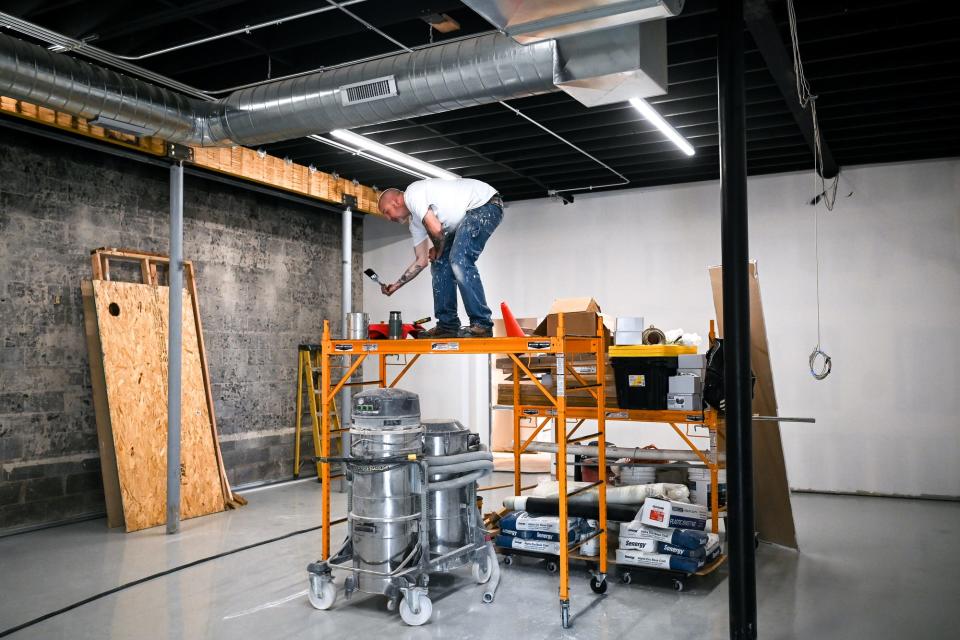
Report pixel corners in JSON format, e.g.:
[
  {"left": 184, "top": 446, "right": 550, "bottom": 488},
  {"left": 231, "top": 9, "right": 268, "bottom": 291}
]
[
  {"left": 718, "top": 2, "right": 757, "bottom": 638},
  {"left": 340, "top": 204, "right": 353, "bottom": 482},
  {"left": 166, "top": 161, "right": 184, "bottom": 535}
]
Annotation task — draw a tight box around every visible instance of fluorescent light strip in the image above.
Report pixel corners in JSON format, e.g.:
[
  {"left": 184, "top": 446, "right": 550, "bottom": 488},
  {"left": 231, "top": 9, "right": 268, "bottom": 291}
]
[
  {"left": 309, "top": 135, "right": 430, "bottom": 180},
  {"left": 629, "top": 97, "right": 695, "bottom": 156},
  {"left": 330, "top": 129, "right": 459, "bottom": 180}
]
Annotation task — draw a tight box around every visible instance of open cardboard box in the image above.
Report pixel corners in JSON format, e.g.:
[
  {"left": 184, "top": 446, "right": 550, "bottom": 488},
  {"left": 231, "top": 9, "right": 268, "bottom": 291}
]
[{"left": 533, "top": 297, "right": 611, "bottom": 341}]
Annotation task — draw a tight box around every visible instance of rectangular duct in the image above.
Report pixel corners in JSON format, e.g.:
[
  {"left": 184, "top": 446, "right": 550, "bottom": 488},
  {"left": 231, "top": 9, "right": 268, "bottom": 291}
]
[
  {"left": 555, "top": 22, "right": 668, "bottom": 107},
  {"left": 462, "top": 0, "right": 683, "bottom": 44}
]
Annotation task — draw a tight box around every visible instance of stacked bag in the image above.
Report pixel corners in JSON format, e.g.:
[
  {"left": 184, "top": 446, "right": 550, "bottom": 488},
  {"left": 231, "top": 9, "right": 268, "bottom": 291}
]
[
  {"left": 616, "top": 498, "right": 722, "bottom": 573},
  {"left": 495, "top": 511, "right": 600, "bottom": 557}
]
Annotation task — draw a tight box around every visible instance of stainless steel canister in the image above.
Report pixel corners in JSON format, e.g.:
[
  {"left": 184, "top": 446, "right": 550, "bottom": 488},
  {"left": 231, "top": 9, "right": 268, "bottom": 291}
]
[
  {"left": 422, "top": 419, "right": 473, "bottom": 570},
  {"left": 349, "top": 388, "right": 423, "bottom": 595},
  {"left": 345, "top": 311, "right": 369, "bottom": 339}
]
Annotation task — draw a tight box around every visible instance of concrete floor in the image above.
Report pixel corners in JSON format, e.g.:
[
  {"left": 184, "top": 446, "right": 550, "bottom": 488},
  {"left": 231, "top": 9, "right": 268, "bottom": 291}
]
[{"left": 1, "top": 473, "right": 957, "bottom": 639}]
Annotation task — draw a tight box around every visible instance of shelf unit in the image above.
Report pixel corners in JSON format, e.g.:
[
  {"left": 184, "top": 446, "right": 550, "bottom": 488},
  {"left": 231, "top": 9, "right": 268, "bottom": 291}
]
[{"left": 315, "top": 314, "right": 725, "bottom": 627}]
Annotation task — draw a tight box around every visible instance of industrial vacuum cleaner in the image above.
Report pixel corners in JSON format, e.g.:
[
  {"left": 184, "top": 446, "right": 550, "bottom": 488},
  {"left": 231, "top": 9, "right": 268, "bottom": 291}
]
[{"left": 306, "top": 388, "right": 500, "bottom": 625}]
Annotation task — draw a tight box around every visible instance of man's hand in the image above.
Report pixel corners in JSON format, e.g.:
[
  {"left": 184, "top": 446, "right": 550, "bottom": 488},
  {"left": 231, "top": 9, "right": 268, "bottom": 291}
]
[
  {"left": 428, "top": 246, "right": 438, "bottom": 262},
  {"left": 380, "top": 282, "right": 400, "bottom": 296}
]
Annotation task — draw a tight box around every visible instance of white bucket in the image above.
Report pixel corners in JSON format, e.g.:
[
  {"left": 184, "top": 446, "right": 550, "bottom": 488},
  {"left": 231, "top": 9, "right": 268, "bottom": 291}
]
[
  {"left": 688, "top": 467, "right": 727, "bottom": 508},
  {"left": 619, "top": 466, "right": 656, "bottom": 485}
]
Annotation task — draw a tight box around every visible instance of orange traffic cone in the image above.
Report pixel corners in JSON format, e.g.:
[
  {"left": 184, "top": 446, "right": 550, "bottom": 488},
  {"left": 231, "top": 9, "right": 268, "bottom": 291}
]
[{"left": 500, "top": 301, "right": 526, "bottom": 337}]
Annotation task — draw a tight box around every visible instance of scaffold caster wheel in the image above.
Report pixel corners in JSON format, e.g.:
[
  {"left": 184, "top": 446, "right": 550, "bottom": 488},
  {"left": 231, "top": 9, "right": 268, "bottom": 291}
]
[
  {"left": 307, "top": 580, "right": 337, "bottom": 610},
  {"left": 399, "top": 595, "right": 433, "bottom": 626},
  {"left": 503, "top": 554, "right": 514, "bottom": 567},
  {"left": 621, "top": 572, "right": 633, "bottom": 585},
  {"left": 673, "top": 578, "right": 685, "bottom": 592},
  {"left": 590, "top": 576, "right": 608, "bottom": 594},
  {"left": 546, "top": 560, "right": 559, "bottom": 574},
  {"left": 473, "top": 557, "right": 492, "bottom": 584},
  {"left": 560, "top": 601, "right": 571, "bottom": 629}
]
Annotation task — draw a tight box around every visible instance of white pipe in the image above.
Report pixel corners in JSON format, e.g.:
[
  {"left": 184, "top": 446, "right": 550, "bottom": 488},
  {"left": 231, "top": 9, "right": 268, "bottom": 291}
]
[
  {"left": 166, "top": 162, "right": 184, "bottom": 535},
  {"left": 522, "top": 441, "right": 724, "bottom": 462},
  {"left": 340, "top": 206, "right": 352, "bottom": 438}
]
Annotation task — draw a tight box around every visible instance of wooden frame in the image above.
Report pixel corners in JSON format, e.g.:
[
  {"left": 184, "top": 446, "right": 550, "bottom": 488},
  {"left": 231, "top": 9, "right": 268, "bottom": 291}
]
[{"left": 91, "top": 247, "right": 244, "bottom": 508}]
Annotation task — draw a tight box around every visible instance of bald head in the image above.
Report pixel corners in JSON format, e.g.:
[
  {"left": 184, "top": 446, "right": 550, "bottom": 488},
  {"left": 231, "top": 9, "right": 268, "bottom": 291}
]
[{"left": 377, "top": 188, "right": 410, "bottom": 223}]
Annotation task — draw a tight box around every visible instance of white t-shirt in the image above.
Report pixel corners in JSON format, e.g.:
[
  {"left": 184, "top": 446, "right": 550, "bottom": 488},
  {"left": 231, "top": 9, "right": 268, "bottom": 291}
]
[{"left": 405, "top": 178, "right": 498, "bottom": 246}]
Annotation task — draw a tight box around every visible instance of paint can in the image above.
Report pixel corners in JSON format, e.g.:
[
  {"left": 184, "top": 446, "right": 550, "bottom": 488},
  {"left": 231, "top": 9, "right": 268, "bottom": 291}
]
[{"left": 345, "top": 312, "right": 369, "bottom": 339}]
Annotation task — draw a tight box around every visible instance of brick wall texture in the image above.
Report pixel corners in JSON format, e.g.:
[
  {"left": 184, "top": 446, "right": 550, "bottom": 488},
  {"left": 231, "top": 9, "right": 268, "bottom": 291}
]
[{"left": 0, "top": 129, "right": 362, "bottom": 533}]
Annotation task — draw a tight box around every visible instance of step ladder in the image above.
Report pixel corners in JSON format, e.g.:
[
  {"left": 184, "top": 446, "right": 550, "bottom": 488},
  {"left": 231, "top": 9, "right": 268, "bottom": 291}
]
[{"left": 293, "top": 344, "right": 348, "bottom": 479}]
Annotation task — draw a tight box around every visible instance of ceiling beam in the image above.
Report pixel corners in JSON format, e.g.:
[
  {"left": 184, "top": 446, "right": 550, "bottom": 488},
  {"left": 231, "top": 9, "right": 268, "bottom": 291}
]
[{"left": 744, "top": 0, "right": 839, "bottom": 178}]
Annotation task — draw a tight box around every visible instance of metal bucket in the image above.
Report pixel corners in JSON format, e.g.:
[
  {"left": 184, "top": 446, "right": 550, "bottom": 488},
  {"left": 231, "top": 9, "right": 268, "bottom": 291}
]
[{"left": 345, "top": 311, "right": 369, "bottom": 339}]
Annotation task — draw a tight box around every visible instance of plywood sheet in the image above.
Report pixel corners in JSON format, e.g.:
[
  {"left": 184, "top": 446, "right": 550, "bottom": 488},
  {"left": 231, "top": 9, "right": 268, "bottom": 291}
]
[
  {"left": 709, "top": 262, "right": 798, "bottom": 549},
  {"left": 91, "top": 280, "right": 225, "bottom": 531},
  {"left": 81, "top": 281, "right": 124, "bottom": 528}
]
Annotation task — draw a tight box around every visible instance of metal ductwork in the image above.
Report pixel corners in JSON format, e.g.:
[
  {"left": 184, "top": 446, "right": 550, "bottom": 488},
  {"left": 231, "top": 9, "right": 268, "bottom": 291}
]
[
  {"left": 461, "top": 0, "right": 684, "bottom": 44},
  {"left": 0, "top": 30, "right": 556, "bottom": 146},
  {"left": 0, "top": 2, "right": 680, "bottom": 147}
]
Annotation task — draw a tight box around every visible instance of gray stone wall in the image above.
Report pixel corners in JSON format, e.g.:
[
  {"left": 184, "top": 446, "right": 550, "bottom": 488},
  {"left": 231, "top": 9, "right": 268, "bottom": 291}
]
[{"left": 0, "top": 128, "right": 361, "bottom": 533}]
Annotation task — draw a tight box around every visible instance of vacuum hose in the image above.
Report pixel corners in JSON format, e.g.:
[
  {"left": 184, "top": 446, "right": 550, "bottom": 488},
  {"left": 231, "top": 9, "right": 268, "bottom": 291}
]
[
  {"left": 424, "top": 450, "right": 492, "bottom": 466},
  {"left": 481, "top": 542, "right": 500, "bottom": 604},
  {"left": 427, "top": 458, "right": 494, "bottom": 475},
  {"left": 426, "top": 468, "right": 490, "bottom": 491}
]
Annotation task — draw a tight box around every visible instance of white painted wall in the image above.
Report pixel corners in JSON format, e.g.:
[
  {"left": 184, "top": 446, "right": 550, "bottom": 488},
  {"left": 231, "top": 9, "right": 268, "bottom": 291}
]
[{"left": 363, "top": 158, "right": 960, "bottom": 498}]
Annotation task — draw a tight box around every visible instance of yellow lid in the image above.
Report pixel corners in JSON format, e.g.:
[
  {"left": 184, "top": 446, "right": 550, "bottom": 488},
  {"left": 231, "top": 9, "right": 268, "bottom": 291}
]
[{"left": 609, "top": 344, "right": 697, "bottom": 357}]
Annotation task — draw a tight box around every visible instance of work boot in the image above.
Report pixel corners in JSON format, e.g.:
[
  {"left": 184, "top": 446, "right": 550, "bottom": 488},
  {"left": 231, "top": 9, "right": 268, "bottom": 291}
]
[
  {"left": 421, "top": 325, "right": 460, "bottom": 338},
  {"left": 459, "top": 324, "right": 493, "bottom": 338}
]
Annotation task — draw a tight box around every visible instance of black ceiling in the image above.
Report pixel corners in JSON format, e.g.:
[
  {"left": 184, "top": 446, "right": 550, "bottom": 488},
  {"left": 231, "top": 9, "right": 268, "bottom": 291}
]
[{"left": 7, "top": 0, "right": 960, "bottom": 201}]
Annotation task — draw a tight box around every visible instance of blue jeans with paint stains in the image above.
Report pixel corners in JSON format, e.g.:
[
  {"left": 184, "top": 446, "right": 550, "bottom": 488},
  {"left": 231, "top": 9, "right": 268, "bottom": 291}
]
[{"left": 431, "top": 202, "right": 503, "bottom": 330}]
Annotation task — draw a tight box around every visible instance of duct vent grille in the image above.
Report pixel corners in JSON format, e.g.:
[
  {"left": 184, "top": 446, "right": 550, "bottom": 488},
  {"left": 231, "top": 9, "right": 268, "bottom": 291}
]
[{"left": 340, "top": 76, "right": 398, "bottom": 106}]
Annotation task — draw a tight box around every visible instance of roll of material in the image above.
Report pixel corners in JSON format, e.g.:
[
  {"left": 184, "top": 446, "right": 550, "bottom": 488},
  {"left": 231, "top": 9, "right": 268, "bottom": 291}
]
[{"left": 503, "top": 495, "right": 639, "bottom": 522}]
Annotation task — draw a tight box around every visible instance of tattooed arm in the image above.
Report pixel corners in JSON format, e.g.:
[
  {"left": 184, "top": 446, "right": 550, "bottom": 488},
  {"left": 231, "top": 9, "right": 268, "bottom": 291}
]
[
  {"left": 421, "top": 208, "right": 446, "bottom": 258},
  {"left": 382, "top": 239, "right": 430, "bottom": 296}
]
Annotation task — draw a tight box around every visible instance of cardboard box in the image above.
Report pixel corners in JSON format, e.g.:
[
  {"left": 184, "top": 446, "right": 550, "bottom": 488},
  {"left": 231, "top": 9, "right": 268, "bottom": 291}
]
[
  {"left": 676, "top": 367, "right": 706, "bottom": 378},
  {"left": 669, "top": 375, "right": 702, "bottom": 394},
  {"left": 667, "top": 393, "right": 702, "bottom": 411},
  {"left": 493, "top": 316, "right": 539, "bottom": 338},
  {"left": 534, "top": 297, "right": 609, "bottom": 339}
]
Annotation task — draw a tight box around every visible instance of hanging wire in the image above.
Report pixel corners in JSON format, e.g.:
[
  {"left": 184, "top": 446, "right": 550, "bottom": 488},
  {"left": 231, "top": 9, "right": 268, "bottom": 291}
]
[
  {"left": 787, "top": 0, "right": 833, "bottom": 380},
  {"left": 788, "top": 0, "right": 839, "bottom": 211}
]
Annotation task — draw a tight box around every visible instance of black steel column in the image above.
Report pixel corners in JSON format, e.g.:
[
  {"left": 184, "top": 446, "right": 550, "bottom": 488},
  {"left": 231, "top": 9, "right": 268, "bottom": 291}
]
[{"left": 718, "top": 1, "right": 757, "bottom": 639}]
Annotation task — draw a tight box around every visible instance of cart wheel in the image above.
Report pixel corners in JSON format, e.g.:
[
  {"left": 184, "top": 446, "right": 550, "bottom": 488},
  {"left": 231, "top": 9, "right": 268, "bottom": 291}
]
[
  {"left": 503, "top": 554, "right": 514, "bottom": 567},
  {"left": 307, "top": 581, "right": 337, "bottom": 610},
  {"left": 399, "top": 595, "right": 433, "bottom": 626},
  {"left": 672, "top": 578, "right": 685, "bottom": 592},
  {"left": 546, "top": 560, "right": 559, "bottom": 574},
  {"left": 589, "top": 576, "right": 608, "bottom": 594},
  {"left": 386, "top": 597, "right": 398, "bottom": 612},
  {"left": 472, "top": 557, "right": 493, "bottom": 584},
  {"left": 561, "top": 602, "right": 571, "bottom": 629},
  {"left": 621, "top": 572, "right": 633, "bottom": 585}
]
